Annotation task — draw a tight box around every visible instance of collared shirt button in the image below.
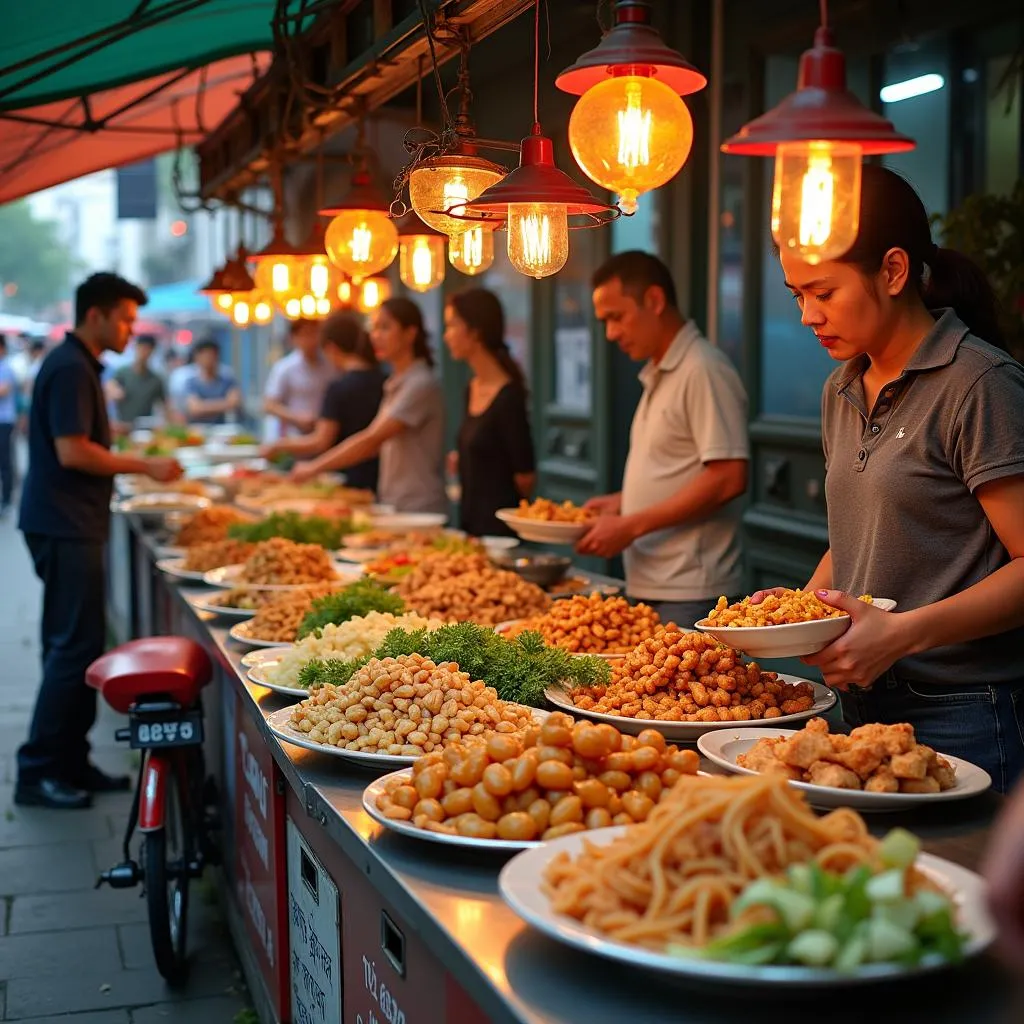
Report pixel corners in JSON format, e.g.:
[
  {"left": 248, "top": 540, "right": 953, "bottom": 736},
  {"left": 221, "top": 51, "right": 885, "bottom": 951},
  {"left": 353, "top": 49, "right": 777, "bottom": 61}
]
[
  {"left": 884, "top": 388, "right": 894, "bottom": 397},
  {"left": 870, "top": 424, "right": 880, "bottom": 433},
  {"left": 858, "top": 449, "right": 867, "bottom": 461}
]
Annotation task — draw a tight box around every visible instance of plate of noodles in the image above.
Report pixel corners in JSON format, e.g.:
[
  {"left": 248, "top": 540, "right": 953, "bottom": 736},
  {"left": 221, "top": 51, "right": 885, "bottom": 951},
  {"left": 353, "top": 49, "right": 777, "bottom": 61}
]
[{"left": 498, "top": 774, "right": 993, "bottom": 987}]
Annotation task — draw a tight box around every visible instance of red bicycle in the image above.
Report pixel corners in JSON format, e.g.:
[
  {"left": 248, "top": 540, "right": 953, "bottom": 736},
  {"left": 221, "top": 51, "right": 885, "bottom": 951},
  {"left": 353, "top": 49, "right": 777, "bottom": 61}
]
[{"left": 89, "top": 637, "right": 221, "bottom": 985}]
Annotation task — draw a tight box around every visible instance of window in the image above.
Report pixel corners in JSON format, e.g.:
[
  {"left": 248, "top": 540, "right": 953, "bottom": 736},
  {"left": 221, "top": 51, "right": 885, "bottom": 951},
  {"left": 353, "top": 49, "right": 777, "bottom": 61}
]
[{"left": 552, "top": 230, "right": 602, "bottom": 413}]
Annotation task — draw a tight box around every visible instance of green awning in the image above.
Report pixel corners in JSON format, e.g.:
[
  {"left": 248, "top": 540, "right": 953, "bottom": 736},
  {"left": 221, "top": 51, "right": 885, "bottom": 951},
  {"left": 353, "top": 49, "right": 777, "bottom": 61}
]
[{"left": 0, "top": 0, "right": 325, "bottom": 112}]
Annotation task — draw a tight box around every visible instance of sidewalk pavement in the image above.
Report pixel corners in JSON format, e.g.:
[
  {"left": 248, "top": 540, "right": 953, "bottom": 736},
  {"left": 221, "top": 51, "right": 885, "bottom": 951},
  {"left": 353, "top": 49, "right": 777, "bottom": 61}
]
[{"left": 0, "top": 516, "right": 252, "bottom": 1023}]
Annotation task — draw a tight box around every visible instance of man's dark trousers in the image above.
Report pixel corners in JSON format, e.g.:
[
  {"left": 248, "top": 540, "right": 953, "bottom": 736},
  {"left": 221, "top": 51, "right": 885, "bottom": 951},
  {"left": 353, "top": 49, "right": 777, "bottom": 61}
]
[{"left": 17, "top": 534, "right": 106, "bottom": 783}]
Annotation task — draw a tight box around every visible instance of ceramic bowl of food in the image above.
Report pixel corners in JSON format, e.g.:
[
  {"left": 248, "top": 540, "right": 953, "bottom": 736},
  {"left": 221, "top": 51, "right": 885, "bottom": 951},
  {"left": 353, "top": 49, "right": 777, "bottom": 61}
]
[{"left": 492, "top": 552, "right": 572, "bottom": 588}]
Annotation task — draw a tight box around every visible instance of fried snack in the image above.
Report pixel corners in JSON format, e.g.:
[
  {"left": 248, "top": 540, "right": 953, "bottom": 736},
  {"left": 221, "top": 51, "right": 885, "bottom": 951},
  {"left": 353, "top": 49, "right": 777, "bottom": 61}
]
[
  {"left": 505, "top": 594, "right": 668, "bottom": 655},
  {"left": 181, "top": 539, "right": 256, "bottom": 572},
  {"left": 515, "top": 497, "right": 595, "bottom": 523},
  {"left": 374, "top": 712, "right": 700, "bottom": 840},
  {"left": 395, "top": 552, "right": 550, "bottom": 626},
  {"left": 705, "top": 590, "right": 874, "bottom": 627},
  {"left": 286, "top": 653, "right": 535, "bottom": 755},
  {"left": 737, "top": 717, "right": 957, "bottom": 793},
  {"left": 236, "top": 584, "right": 346, "bottom": 642},
  {"left": 543, "top": 774, "right": 886, "bottom": 951},
  {"left": 568, "top": 630, "right": 815, "bottom": 723},
  {"left": 173, "top": 505, "right": 252, "bottom": 547},
  {"left": 239, "top": 537, "right": 338, "bottom": 585}
]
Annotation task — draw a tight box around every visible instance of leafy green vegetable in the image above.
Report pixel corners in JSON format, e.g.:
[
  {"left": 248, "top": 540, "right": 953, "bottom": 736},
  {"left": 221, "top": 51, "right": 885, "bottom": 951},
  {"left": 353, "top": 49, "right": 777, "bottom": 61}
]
[
  {"left": 296, "top": 622, "right": 610, "bottom": 707},
  {"left": 678, "top": 833, "right": 967, "bottom": 971},
  {"left": 296, "top": 581, "right": 406, "bottom": 639},
  {"left": 227, "top": 510, "right": 355, "bottom": 548}
]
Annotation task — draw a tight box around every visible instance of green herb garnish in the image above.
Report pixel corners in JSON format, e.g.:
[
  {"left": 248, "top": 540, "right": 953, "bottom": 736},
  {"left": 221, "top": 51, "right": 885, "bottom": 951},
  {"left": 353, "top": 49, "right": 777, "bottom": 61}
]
[{"left": 296, "top": 580, "right": 406, "bottom": 639}]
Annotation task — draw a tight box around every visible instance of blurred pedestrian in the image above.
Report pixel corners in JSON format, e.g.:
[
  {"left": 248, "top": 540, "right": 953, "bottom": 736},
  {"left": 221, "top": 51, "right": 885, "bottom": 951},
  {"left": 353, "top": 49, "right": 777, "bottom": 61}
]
[
  {"left": 0, "top": 334, "right": 16, "bottom": 516},
  {"left": 262, "top": 318, "right": 335, "bottom": 440}
]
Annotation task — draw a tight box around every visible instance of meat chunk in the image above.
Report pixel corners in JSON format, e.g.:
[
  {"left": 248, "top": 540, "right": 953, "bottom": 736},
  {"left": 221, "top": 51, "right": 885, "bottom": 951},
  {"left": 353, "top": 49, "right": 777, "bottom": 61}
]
[
  {"left": 890, "top": 745, "right": 932, "bottom": 780},
  {"left": 807, "top": 760, "right": 862, "bottom": 790},
  {"left": 737, "top": 738, "right": 783, "bottom": 773},
  {"left": 779, "top": 720, "right": 834, "bottom": 769},
  {"left": 864, "top": 766, "right": 899, "bottom": 793},
  {"left": 900, "top": 776, "right": 941, "bottom": 794},
  {"left": 928, "top": 756, "right": 957, "bottom": 791},
  {"left": 834, "top": 741, "right": 885, "bottom": 780},
  {"left": 849, "top": 722, "right": 915, "bottom": 757}
]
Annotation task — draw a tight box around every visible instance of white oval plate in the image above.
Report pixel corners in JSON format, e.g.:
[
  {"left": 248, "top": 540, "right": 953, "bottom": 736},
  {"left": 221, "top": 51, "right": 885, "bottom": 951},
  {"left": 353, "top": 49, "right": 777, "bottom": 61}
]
[
  {"left": 157, "top": 545, "right": 186, "bottom": 559},
  {"left": 695, "top": 599, "right": 897, "bottom": 659},
  {"left": 115, "top": 493, "right": 212, "bottom": 516},
  {"left": 203, "top": 562, "right": 363, "bottom": 591},
  {"left": 187, "top": 595, "right": 258, "bottom": 619},
  {"left": 544, "top": 676, "right": 836, "bottom": 741},
  {"left": 494, "top": 509, "right": 592, "bottom": 546},
  {"left": 696, "top": 728, "right": 992, "bottom": 810},
  {"left": 494, "top": 621, "right": 627, "bottom": 662},
  {"left": 363, "top": 770, "right": 540, "bottom": 850},
  {"left": 156, "top": 557, "right": 209, "bottom": 582},
  {"left": 241, "top": 648, "right": 289, "bottom": 669},
  {"left": 499, "top": 829, "right": 993, "bottom": 987},
  {"left": 229, "top": 622, "right": 294, "bottom": 648},
  {"left": 266, "top": 704, "right": 547, "bottom": 767},
  {"left": 248, "top": 670, "right": 309, "bottom": 698}
]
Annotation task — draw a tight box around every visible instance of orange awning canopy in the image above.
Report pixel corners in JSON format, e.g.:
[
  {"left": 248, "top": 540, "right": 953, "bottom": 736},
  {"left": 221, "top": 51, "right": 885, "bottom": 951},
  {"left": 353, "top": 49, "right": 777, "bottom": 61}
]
[{"left": 0, "top": 53, "right": 270, "bottom": 204}]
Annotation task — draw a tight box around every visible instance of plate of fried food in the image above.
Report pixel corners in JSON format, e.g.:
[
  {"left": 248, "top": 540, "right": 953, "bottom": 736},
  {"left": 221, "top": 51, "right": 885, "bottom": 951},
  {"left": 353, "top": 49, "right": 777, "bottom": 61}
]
[
  {"left": 188, "top": 587, "right": 276, "bottom": 619},
  {"left": 495, "top": 498, "right": 596, "bottom": 545},
  {"left": 171, "top": 505, "right": 257, "bottom": 547},
  {"left": 697, "top": 718, "right": 991, "bottom": 810},
  {"left": 498, "top": 594, "right": 667, "bottom": 661},
  {"left": 203, "top": 537, "right": 363, "bottom": 591},
  {"left": 498, "top": 773, "right": 992, "bottom": 987},
  {"left": 155, "top": 557, "right": 209, "bottom": 582},
  {"left": 546, "top": 630, "right": 834, "bottom": 740},
  {"left": 264, "top": 652, "right": 545, "bottom": 767},
  {"left": 363, "top": 715, "right": 700, "bottom": 849},
  {"left": 114, "top": 493, "right": 212, "bottom": 516},
  {"left": 695, "top": 591, "right": 897, "bottom": 659}
]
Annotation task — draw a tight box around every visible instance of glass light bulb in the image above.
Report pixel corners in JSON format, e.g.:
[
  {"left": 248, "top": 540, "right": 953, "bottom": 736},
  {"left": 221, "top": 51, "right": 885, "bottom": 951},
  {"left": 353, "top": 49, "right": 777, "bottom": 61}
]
[
  {"left": 215, "top": 292, "right": 234, "bottom": 312},
  {"left": 771, "top": 141, "right": 862, "bottom": 264},
  {"left": 253, "top": 298, "right": 274, "bottom": 324},
  {"left": 315, "top": 297, "right": 332, "bottom": 316},
  {"left": 408, "top": 162, "right": 505, "bottom": 235},
  {"left": 308, "top": 256, "right": 331, "bottom": 298},
  {"left": 231, "top": 299, "right": 251, "bottom": 327},
  {"left": 337, "top": 279, "right": 353, "bottom": 304},
  {"left": 284, "top": 297, "right": 302, "bottom": 319},
  {"left": 254, "top": 256, "right": 300, "bottom": 298},
  {"left": 399, "top": 235, "right": 445, "bottom": 293},
  {"left": 448, "top": 226, "right": 495, "bottom": 276},
  {"left": 506, "top": 203, "right": 569, "bottom": 279},
  {"left": 568, "top": 75, "right": 693, "bottom": 215},
  {"left": 357, "top": 277, "right": 391, "bottom": 313},
  {"left": 324, "top": 211, "right": 398, "bottom": 279}
]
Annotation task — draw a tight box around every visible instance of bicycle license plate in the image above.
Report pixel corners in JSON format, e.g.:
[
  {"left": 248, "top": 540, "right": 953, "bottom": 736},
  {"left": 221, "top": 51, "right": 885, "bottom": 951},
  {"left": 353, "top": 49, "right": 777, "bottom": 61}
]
[{"left": 128, "top": 712, "right": 204, "bottom": 749}]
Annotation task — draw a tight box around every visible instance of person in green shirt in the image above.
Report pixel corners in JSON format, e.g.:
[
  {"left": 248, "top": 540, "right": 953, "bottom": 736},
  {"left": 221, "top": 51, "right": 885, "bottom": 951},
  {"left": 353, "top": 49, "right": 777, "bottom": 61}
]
[{"left": 106, "top": 334, "right": 165, "bottom": 426}]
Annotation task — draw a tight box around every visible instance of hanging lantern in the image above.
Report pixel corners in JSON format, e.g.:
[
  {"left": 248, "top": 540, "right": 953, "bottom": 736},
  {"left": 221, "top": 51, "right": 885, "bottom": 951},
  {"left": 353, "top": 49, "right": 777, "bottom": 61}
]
[
  {"left": 448, "top": 225, "right": 495, "bottom": 276},
  {"left": 396, "top": 212, "right": 446, "bottom": 293},
  {"left": 201, "top": 246, "right": 255, "bottom": 316},
  {"left": 722, "top": 16, "right": 914, "bottom": 265},
  {"left": 251, "top": 223, "right": 305, "bottom": 299},
  {"left": 409, "top": 152, "right": 506, "bottom": 237},
  {"left": 453, "top": 128, "right": 618, "bottom": 280},
  {"left": 557, "top": 0, "right": 706, "bottom": 215},
  {"left": 356, "top": 276, "right": 391, "bottom": 314},
  {"left": 321, "top": 165, "right": 398, "bottom": 280}
]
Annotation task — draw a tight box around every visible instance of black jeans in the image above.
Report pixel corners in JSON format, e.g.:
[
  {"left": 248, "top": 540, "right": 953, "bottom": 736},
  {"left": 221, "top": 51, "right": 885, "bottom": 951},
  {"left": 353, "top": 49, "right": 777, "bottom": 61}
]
[
  {"left": 0, "top": 421, "right": 13, "bottom": 507},
  {"left": 17, "top": 534, "right": 107, "bottom": 784}
]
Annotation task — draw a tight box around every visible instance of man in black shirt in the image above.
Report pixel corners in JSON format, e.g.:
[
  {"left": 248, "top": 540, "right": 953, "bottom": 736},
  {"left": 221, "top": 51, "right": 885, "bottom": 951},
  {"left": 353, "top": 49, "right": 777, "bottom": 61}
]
[{"left": 16, "top": 273, "right": 183, "bottom": 810}]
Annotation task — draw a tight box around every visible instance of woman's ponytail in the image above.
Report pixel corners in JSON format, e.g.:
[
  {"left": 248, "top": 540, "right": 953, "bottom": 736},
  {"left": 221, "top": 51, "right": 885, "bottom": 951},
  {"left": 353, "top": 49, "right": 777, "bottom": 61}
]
[{"left": 924, "top": 246, "right": 1005, "bottom": 349}]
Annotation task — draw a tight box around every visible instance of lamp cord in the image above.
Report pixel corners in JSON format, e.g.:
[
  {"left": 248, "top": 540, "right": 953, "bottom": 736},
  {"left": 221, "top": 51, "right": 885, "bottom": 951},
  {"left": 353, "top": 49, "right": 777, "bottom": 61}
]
[
  {"left": 532, "top": 0, "right": 540, "bottom": 128},
  {"left": 819, "top": 0, "right": 828, "bottom": 29}
]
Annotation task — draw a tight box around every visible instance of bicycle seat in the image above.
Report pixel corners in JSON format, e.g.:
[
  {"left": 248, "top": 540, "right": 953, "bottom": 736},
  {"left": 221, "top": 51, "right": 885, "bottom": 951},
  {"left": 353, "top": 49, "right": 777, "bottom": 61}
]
[{"left": 86, "top": 637, "right": 213, "bottom": 714}]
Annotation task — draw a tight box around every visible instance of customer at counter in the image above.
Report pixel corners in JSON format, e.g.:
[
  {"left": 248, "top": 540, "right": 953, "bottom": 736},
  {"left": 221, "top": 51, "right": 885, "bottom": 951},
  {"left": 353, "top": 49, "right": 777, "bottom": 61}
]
[
  {"left": 262, "top": 318, "right": 335, "bottom": 440},
  {"left": 16, "top": 273, "right": 183, "bottom": 810},
  {"left": 756, "top": 165, "right": 1024, "bottom": 791},
  {"left": 291, "top": 297, "right": 446, "bottom": 514},
  {"left": 443, "top": 288, "right": 535, "bottom": 536},
  {"left": 263, "top": 310, "right": 384, "bottom": 491},
  {"left": 577, "top": 251, "right": 749, "bottom": 628},
  {"left": 183, "top": 338, "right": 240, "bottom": 425}
]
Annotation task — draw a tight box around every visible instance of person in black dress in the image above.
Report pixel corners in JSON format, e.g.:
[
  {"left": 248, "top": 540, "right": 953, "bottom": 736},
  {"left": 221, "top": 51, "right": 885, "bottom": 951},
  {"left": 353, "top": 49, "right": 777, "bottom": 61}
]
[
  {"left": 444, "top": 288, "right": 536, "bottom": 536},
  {"left": 262, "top": 311, "right": 385, "bottom": 491}
]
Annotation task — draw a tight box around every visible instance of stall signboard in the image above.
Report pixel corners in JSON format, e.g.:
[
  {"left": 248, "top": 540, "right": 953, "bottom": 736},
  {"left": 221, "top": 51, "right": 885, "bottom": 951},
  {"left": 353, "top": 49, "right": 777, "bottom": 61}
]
[
  {"left": 234, "top": 699, "right": 290, "bottom": 1020},
  {"left": 287, "top": 820, "right": 342, "bottom": 1024}
]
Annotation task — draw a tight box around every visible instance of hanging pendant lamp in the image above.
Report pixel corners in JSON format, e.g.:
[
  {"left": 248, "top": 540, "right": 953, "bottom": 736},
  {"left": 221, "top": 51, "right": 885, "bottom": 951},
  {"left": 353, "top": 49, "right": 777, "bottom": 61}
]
[
  {"left": 557, "top": 0, "right": 705, "bottom": 214},
  {"left": 395, "top": 211, "right": 446, "bottom": 294},
  {"left": 722, "top": 3, "right": 914, "bottom": 264}
]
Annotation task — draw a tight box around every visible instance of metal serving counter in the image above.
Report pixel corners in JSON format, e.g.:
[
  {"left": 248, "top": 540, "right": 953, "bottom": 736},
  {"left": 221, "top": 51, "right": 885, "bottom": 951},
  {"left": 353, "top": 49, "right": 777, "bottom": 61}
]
[{"left": 113, "top": 517, "right": 1024, "bottom": 1024}]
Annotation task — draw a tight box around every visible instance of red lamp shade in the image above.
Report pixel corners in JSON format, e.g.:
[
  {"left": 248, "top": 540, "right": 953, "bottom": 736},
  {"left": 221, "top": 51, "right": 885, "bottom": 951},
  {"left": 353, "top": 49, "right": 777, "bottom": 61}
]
[
  {"left": 198, "top": 266, "right": 228, "bottom": 295},
  {"left": 722, "top": 28, "right": 914, "bottom": 155},
  {"left": 318, "top": 167, "right": 391, "bottom": 216},
  {"left": 219, "top": 248, "right": 256, "bottom": 292},
  {"left": 555, "top": 0, "right": 706, "bottom": 97},
  {"left": 460, "top": 130, "right": 617, "bottom": 221}
]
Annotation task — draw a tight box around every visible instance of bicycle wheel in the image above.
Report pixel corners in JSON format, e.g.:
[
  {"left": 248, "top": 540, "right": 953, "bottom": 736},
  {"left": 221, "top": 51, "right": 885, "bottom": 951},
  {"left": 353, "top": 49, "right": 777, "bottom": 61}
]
[{"left": 144, "top": 765, "right": 192, "bottom": 985}]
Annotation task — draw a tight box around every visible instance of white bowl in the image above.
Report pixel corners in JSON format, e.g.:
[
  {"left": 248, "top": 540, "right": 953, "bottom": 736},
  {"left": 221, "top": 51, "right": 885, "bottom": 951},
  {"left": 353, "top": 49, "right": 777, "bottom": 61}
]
[
  {"left": 481, "top": 535, "right": 520, "bottom": 557},
  {"left": 494, "top": 509, "right": 592, "bottom": 545},
  {"left": 694, "top": 598, "right": 896, "bottom": 659}
]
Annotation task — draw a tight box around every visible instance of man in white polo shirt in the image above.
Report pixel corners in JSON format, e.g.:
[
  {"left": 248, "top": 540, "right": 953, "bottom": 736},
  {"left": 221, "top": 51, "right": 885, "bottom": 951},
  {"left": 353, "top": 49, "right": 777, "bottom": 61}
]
[{"left": 577, "top": 251, "right": 749, "bottom": 627}]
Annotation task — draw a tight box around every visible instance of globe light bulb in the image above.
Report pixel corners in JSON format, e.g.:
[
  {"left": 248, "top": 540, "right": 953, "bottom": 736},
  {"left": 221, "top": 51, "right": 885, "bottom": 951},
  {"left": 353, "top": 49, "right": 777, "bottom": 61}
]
[
  {"left": 284, "top": 297, "right": 302, "bottom": 319},
  {"left": 230, "top": 298, "right": 252, "bottom": 327},
  {"left": 408, "top": 162, "right": 505, "bottom": 236},
  {"left": 253, "top": 296, "right": 274, "bottom": 325},
  {"left": 215, "top": 292, "right": 234, "bottom": 313},
  {"left": 448, "top": 226, "right": 495, "bottom": 276},
  {"left": 324, "top": 211, "right": 398, "bottom": 279},
  {"left": 568, "top": 75, "right": 693, "bottom": 215},
  {"left": 337, "top": 279, "right": 354, "bottom": 305},
  {"left": 506, "top": 203, "right": 569, "bottom": 279},
  {"left": 771, "top": 140, "right": 862, "bottom": 264},
  {"left": 315, "top": 297, "right": 332, "bottom": 316},
  {"left": 399, "top": 235, "right": 445, "bottom": 293}
]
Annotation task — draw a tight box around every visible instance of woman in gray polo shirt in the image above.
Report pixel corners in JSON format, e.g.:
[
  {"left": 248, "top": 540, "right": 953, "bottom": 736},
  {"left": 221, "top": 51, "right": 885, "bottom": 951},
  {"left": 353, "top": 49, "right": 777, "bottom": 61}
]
[
  {"left": 292, "top": 297, "right": 446, "bottom": 514},
  {"left": 759, "top": 165, "right": 1024, "bottom": 792}
]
